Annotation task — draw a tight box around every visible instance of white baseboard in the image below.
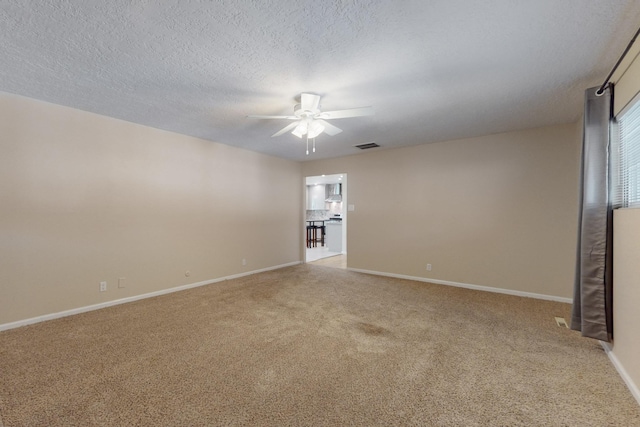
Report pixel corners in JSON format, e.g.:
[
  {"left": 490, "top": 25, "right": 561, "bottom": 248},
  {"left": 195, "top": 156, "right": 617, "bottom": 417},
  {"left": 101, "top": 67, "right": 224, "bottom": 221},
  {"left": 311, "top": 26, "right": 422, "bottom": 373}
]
[
  {"left": 347, "top": 268, "right": 573, "bottom": 304},
  {"left": 600, "top": 341, "right": 640, "bottom": 406},
  {"left": 0, "top": 261, "right": 301, "bottom": 332}
]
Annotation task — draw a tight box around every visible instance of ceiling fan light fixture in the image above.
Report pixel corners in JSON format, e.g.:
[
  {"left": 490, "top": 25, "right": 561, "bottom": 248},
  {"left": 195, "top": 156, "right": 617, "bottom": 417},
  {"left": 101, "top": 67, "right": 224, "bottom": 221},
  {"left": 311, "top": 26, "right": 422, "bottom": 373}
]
[
  {"left": 307, "top": 121, "right": 325, "bottom": 139},
  {"left": 292, "top": 122, "right": 307, "bottom": 138}
]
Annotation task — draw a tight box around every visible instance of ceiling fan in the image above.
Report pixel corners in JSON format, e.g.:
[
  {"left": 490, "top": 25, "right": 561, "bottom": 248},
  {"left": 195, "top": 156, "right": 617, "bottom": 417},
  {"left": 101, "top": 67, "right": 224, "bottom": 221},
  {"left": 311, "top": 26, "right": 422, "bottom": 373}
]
[{"left": 247, "top": 93, "right": 374, "bottom": 154}]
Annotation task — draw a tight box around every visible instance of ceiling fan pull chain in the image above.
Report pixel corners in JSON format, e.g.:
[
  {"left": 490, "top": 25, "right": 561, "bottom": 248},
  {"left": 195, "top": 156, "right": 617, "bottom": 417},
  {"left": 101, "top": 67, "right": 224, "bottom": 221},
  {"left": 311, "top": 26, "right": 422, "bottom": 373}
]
[
  {"left": 313, "top": 138, "right": 316, "bottom": 153},
  {"left": 306, "top": 135, "right": 309, "bottom": 155}
]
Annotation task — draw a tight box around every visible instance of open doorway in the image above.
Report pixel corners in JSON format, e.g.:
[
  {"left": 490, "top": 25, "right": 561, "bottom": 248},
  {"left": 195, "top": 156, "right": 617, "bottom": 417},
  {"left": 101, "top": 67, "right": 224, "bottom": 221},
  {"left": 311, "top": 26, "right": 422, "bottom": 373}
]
[{"left": 305, "top": 173, "right": 347, "bottom": 268}]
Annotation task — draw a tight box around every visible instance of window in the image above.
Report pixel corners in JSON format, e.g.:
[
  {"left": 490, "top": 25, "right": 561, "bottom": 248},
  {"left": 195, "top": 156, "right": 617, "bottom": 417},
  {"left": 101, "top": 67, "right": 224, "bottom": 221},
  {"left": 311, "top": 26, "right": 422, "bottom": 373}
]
[{"left": 614, "top": 98, "right": 640, "bottom": 208}]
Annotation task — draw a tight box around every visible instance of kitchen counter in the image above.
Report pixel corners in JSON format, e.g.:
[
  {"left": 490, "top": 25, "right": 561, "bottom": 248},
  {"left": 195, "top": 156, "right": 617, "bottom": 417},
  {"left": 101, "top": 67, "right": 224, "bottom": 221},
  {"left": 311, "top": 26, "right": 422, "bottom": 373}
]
[
  {"left": 306, "top": 219, "right": 329, "bottom": 224},
  {"left": 306, "top": 219, "right": 342, "bottom": 224}
]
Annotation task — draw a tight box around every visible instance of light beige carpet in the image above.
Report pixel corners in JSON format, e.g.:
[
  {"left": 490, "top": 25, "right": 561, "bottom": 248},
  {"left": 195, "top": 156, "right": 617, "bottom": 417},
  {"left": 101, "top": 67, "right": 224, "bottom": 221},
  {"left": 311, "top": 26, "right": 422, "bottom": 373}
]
[{"left": 0, "top": 265, "right": 638, "bottom": 426}]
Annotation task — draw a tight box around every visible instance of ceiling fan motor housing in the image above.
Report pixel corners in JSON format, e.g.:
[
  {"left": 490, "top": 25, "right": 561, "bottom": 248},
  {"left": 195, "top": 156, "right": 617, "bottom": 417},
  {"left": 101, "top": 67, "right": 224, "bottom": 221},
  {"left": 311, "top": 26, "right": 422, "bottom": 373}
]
[{"left": 293, "top": 104, "right": 320, "bottom": 118}]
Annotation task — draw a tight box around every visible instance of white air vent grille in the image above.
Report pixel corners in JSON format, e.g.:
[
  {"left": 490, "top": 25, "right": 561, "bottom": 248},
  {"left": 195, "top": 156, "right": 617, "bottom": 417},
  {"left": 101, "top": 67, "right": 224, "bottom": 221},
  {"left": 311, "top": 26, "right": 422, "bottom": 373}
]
[{"left": 554, "top": 317, "right": 569, "bottom": 328}]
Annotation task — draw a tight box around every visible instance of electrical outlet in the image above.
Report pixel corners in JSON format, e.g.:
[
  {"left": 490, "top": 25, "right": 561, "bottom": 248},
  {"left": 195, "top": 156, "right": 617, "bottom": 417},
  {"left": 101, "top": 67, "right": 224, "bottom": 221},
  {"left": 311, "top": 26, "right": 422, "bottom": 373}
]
[
  {"left": 242, "top": 258, "right": 247, "bottom": 266},
  {"left": 118, "top": 277, "right": 126, "bottom": 288},
  {"left": 99, "top": 281, "right": 107, "bottom": 292},
  {"left": 426, "top": 264, "right": 432, "bottom": 271}
]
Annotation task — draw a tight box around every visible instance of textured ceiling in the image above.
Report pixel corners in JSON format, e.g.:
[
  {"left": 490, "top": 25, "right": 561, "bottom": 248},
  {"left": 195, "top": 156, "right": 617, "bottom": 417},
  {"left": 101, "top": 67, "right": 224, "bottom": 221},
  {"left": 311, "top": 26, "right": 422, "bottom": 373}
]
[{"left": 1, "top": 1, "right": 639, "bottom": 161}]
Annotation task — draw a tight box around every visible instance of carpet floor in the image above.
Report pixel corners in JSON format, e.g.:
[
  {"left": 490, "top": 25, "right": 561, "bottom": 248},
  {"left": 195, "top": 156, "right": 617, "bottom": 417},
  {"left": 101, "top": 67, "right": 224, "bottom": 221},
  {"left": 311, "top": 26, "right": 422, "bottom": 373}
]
[{"left": 0, "top": 265, "right": 638, "bottom": 426}]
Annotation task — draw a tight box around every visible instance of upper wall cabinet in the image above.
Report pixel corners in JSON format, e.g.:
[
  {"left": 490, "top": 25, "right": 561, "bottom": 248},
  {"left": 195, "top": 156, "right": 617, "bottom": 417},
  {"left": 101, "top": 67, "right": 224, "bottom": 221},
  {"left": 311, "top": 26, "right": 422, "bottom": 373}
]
[{"left": 307, "top": 184, "right": 326, "bottom": 209}]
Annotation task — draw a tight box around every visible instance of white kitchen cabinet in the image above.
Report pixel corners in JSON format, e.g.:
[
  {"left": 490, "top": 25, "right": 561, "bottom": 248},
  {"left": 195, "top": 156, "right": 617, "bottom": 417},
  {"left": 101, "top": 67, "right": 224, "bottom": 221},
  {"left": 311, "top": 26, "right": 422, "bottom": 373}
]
[
  {"left": 307, "top": 184, "right": 326, "bottom": 210},
  {"left": 326, "top": 222, "right": 343, "bottom": 253}
]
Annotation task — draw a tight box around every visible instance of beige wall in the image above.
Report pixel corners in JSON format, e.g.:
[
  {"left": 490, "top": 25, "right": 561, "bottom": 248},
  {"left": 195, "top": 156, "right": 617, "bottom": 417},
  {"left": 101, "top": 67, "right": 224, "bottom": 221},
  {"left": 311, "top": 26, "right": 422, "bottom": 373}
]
[
  {"left": 303, "top": 123, "right": 580, "bottom": 299},
  {"left": 612, "top": 209, "right": 640, "bottom": 399},
  {"left": 610, "top": 45, "right": 640, "bottom": 402},
  {"left": 0, "top": 92, "right": 302, "bottom": 325}
]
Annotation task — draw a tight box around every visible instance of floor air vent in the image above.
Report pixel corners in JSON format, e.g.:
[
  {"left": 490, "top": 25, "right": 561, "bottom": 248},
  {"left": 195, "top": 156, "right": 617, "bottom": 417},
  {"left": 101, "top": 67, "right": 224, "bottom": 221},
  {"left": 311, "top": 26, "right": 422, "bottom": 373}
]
[
  {"left": 354, "top": 142, "right": 380, "bottom": 150},
  {"left": 554, "top": 317, "right": 569, "bottom": 328}
]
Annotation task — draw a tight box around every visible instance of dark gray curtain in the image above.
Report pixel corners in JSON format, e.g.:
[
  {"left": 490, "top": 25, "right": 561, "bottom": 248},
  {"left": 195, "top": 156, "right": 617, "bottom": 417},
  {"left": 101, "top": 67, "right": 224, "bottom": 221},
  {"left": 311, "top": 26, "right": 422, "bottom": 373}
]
[{"left": 570, "top": 86, "right": 614, "bottom": 342}]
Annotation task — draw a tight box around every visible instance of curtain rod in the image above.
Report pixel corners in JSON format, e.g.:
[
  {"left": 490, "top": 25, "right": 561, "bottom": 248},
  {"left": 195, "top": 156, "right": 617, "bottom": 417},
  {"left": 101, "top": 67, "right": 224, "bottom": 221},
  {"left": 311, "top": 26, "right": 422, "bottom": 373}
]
[{"left": 596, "top": 25, "right": 640, "bottom": 95}]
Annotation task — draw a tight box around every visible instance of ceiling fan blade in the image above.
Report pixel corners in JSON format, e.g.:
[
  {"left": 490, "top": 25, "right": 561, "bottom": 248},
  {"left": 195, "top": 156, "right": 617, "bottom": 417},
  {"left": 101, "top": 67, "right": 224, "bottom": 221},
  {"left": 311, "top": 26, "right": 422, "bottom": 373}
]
[
  {"left": 247, "top": 115, "right": 298, "bottom": 119},
  {"left": 314, "top": 119, "right": 342, "bottom": 136},
  {"left": 320, "top": 106, "right": 375, "bottom": 119},
  {"left": 301, "top": 93, "right": 321, "bottom": 112},
  {"left": 271, "top": 121, "right": 300, "bottom": 137}
]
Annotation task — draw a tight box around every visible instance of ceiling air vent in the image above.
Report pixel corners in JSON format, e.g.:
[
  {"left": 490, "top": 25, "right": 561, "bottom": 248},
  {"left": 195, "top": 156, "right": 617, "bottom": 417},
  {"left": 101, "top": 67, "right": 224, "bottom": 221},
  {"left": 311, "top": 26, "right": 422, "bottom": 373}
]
[{"left": 354, "top": 142, "right": 380, "bottom": 150}]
